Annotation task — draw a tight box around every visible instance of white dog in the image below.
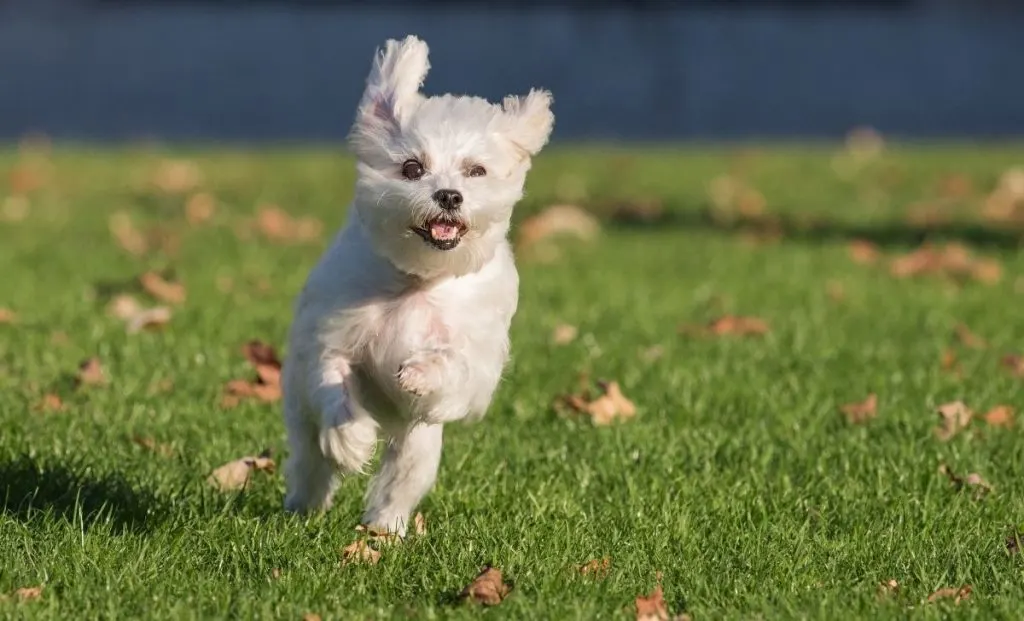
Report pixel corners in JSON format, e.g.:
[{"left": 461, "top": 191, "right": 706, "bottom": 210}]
[{"left": 281, "top": 35, "right": 554, "bottom": 535}]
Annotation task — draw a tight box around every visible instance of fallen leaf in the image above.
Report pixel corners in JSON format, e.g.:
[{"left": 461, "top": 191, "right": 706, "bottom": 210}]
[
  {"left": 185, "top": 192, "right": 217, "bottom": 225},
  {"left": 938, "top": 463, "right": 993, "bottom": 499},
  {"left": 131, "top": 435, "right": 175, "bottom": 458},
  {"left": 940, "top": 348, "right": 962, "bottom": 376},
  {"left": 255, "top": 204, "right": 323, "bottom": 244},
  {"left": 559, "top": 380, "right": 637, "bottom": 426},
  {"left": 889, "top": 243, "right": 1002, "bottom": 285},
  {"left": 207, "top": 450, "right": 275, "bottom": 491},
  {"left": 340, "top": 539, "right": 381, "bottom": 566},
  {"left": 271, "top": 568, "right": 283, "bottom": 580},
  {"left": 413, "top": 511, "right": 426, "bottom": 536},
  {"left": 516, "top": 204, "right": 600, "bottom": 250},
  {"left": 12, "top": 586, "right": 43, "bottom": 602},
  {"left": 707, "top": 315, "right": 770, "bottom": 336},
  {"left": 139, "top": 271, "right": 186, "bottom": 305},
  {"left": 983, "top": 405, "right": 1014, "bottom": 428},
  {"left": 877, "top": 579, "right": 900, "bottom": 598},
  {"left": 109, "top": 211, "right": 148, "bottom": 256},
  {"left": 223, "top": 341, "right": 283, "bottom": 407},
  {"left": 460, "top": 566, "right": 511, "bottom": 606},
  {"left": 302, "top": 614, "right": 321, "bottom": 621},
  {"left": 1001, "top": 354, "right": 1024, "bottom": 378},
  {"left": 579, "top": 557, "right": 611, "bottom": 578},
  {"left": 935, "top": 401, "right": 973, "bottom": 441},
  {"left": 840, "top": 393, "right": 877, "bottom": 424},
  {"left": 152, "top": 159, "right": 202, "bottom": 194},
  {"left": 0, "top": 308, "right": 17, "bottom": 324},
  {"left": 76, "top": 357, "right": 107, "bottom": 386},
  {"left": 926, "top": 585, "right": 972, "bottom": 605},
  {"left": 1006, "top": 529, "right": 1022, "bottom": 556},
  {"left": 848, "top": 239, "right": 881, "bottom": 264},
  {"left": 551, "top": 323, "right": 578, "bottom": 345},
  {"left": 126, "top": 306, "right": 172, "bottom": 333},
  {"left": 36, "top": 393, "right": 64, "bottom": 412},
  {"left": 954, "top": 324, "right": 987, "bottom": 349},
  {"left": 635, "top": 582, "right": 690, "bottom": 621}
]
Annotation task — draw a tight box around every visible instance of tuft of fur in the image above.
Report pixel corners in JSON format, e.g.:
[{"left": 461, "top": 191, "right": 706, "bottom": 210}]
[{"left": 282, "top": 35, "right": 554, "bottom": 536}]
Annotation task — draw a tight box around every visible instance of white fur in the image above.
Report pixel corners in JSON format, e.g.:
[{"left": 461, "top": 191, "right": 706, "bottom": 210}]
[{"left": 282, "top": 35, "right": 553, "bottom": 536}]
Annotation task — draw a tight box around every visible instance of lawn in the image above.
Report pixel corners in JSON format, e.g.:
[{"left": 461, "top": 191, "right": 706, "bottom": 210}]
[{"left": 2, "top": 141, "right": 1024, "bottom": 620}]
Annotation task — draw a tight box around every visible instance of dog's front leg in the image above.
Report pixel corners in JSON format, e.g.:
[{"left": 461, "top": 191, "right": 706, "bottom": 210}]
[
  {"left": 396, "top": 347, "right": 467, "bottom": 397},
  {"left": 362, "top": 422, "right": 443, "bottom": 536},
  {"left": 284, "top": 355, "right": 378, "bottom": 513}
]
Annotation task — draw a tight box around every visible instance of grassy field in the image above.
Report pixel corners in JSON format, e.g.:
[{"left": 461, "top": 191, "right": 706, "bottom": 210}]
[{"left": 2, "top": 142, "right": 1024, "bottom": 620}]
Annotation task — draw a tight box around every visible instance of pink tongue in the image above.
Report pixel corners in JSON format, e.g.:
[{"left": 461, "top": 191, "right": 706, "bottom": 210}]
[{"left": 430, "top": 222, "right": 460, "bottom": 240}]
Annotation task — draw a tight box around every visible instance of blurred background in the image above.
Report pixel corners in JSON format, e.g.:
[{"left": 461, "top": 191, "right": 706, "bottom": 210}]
[{"left": 2, "top": 0, "right": 1024, "bottom": 142}]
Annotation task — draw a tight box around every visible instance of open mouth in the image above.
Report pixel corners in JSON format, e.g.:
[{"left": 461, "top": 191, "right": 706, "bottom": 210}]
[{"left": 411, "top": 217, "right": 468, "bottom": 251}]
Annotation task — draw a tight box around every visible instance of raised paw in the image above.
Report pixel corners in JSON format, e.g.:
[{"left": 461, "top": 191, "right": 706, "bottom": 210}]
[{"left": 396, "top": 351, "right": 447, "bottom": 397}]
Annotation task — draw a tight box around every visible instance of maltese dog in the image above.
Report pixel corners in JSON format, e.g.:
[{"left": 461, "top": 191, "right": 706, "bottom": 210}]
[{"left": 281, "top": 35, "right": 554, "bottom": 535}]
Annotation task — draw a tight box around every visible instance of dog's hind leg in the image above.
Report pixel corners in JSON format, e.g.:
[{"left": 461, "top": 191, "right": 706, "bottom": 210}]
[{"left": 361, "top": 422, "right": 443, "bottom": 536}]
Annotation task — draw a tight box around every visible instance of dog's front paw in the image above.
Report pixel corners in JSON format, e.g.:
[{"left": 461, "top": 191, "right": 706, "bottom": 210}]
[{"left": 397, "top": 351, "right": 447, "bottom": 397}]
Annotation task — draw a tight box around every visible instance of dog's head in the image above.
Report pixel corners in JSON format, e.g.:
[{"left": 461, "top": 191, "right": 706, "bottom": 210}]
[{"left": 348, "top": 35, "right": 554, "bottom": 279}]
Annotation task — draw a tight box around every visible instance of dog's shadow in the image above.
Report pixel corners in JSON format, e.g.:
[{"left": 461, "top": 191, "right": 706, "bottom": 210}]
[{"left": 0, "top": 454, "right": 167, "bottom": 534}]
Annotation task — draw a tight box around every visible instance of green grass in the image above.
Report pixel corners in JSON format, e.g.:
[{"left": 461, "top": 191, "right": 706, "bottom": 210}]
[{"left": 2, "top": 143, "right": 1024, "bottom": 620}]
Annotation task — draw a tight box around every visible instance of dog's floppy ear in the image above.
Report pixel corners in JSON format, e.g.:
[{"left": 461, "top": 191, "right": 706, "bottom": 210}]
[
  {"left": 350, "top": 36, "right": 429, "bottom": 150},
  {"left": 500, "top": 89, "right": 555, "bottom": 157}
]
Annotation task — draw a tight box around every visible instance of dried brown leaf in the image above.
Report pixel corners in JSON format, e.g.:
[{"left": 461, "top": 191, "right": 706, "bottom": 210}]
[
  {"left": 551, "top": 323, "right": 578, "bottom": 345},
  {"left": 877, "top": 579, "right": 900, "bottom": 598},
  {"left": 222, "top": 341, "right": 283, "bottom": 407},
  {"left": 207, "top": 450, "right": 275, "bottom": 491},
  {"left": 840, "top": 393, "right": 877, "bottom": 424},
  {"left": 983, "top": 405, "right": 1014, "bottom": 428},
  {"left": 413, "top": 511, "right": 427, "bottom": 536},
  {"left": 340, "top": 540, "right": 381, "bottom": 566},
  {"left": 1006, "top": 530, "right": 1022, "bottom": 556},
  {"left": 707, "top": 315, "right": 770, "bottom": 336},
  {"left": 255, "top": 205, "right": 323, "bottom": 244},
  {"left": 140, "top": 271, "right": 186, "bottom": 305},
  {"left": 12, "top": 586, "right": 43, "bottom": 602},
  {"left": 926, "top": 585, "right": 972, "bottom": 605},
  {"left": 126, "top": 306, "right": 172, "bottom": 333},
  {"left": 76, "top": 357, "right": 107, "bottom": 387},
  {"left": 954, "top": 324, "right": 987, "bottom": 349},
  {"left": 37, "top": 393, "right": 64, "bottom": 412},
  {"left": 848, "top": 239, "right": 881, "bottom": 264},
  {"left": 302, "top": 614, "right": 321, "bottom": 621},
  {"left": 579, "top": 557, "right": 611, "bottom": 578},
  {"left": 109, "top": 211, "right": 148, "bottom": 256},
  {"left": 635, "top": 583, "right": 690, "bottom": 621},
  {"left": 935, "top": 401, "right": 973, "bottom": 441},
  {"left": 0, "top": 308, "right": 17, "bottom": 324},
  {"left": 460, "top": 566, "right": 511, "bottom": 606},
  {"left": 516, "top": 204, "right": 600, "bottom": 250},
  {"left": 939, "top": 463, "right": 993, "bottom": 498},
  {"left": 185, "top": 192, "right": 217, "bottom": 225},
  {"left": 152, "top": 159, "right": 202, "bottom": 194},
  {"left": 940, "top": 348, "right": 962, "bottom": 376},
  {"left": 560, "top": 380, "right": 637, "bottom": 426},
  {"left": 131, "top": 435, "right": 175, "bottom": 458},
  {"left": 1001, "top": 354, "right": 1024, "bottom": 378}
]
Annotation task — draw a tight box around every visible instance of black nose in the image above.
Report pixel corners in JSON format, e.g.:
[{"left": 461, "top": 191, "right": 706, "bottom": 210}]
[{"left": 432, "top": 189, "right": 463, "bottom": 211}]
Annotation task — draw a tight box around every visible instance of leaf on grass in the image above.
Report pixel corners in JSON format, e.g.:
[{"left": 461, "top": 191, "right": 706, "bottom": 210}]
[
  {"left": 413, "top": 511, "right": 427, "bottom": 536},
  {"left": 5, "top": 586, "right": 43, "bottom": 603},
  {"left": 1006, "top": 529, "right": 1022, "bottom": 556},
  {"left": 559, "top": 380, "right": 637, "bottom": 426},
  {"left": 708, "top": 315, "right": 770, "bottom": 336},
  {"left": 954, "top": 324, "right": 987, "bottom": 349},
  {"left": 926, "top": 585, "right": 972, "bottom": 605},
  {"left": 460, "top": 566, "right": 511, "bottom": 606},
  {"left": 940, "top": 348, "right": 962, "bottom": 376},
  {"left": 578, "top": 557, "right": 611, "bottom": 578},
  {"left": 889, "top": 243, "right": 1002, "bottom": 285},
  {"left": 106, "top": 294, "right": 172, "bottom": 333},
  {"left": 516, "top": 204, "right": 600, "bottom": 251},
  {"left": 152, "top": 159, "right": 202, "bottom": 194},
  {"left": 302, "top": 614, "right": 321, "bottom": 621},
  {"left": 139, "top": 271, "right": 186, "bottom": 305},
  {"left": 36, "top": 393, "right": 64, "bottom": 412},
  {"left": 207, "top": 450, "right": 275, "bottom": 491},
  {"left": 938, "top": 464, "right": 993, "bottom": 499},
  {"left": 0, "top": 308, "right": 16, "bottom": 324},
  {"left": 109, "top": 211, "right": 149, "bottom": 256},
  {"left": 840, "top": 393, "right": 877, "bottom": 424},
  {"left": 222, "top": 340, "right": 283, "bottom": 407},
  {"left": 983, "top": 405, "right": 1014, "bottom": 428},
  {"left": 1000, "top": 354, "right": 1024, "bottom": 378},
  {"left": 848, "top": 239, "right": 881, "bottom": 264},
  {"left": 635, "top": 577, "right": 690, "bottom": 621},
  {"left": 255, "top": 204, "right": 323, "bottom": 244},
  {"left": 982, "top": 167, "right": 1024, "bottom": 223},
  {"left": 877, "top": 579, "right": 900, "bottom": 598},
  {"left": 551, "top": 323, "right": 578, "bottom": 345},
  {"left": 131, "top": 435, "right": 175, "bottom": 458},
  {"left": 75, "top": 357, "right": 107, "bottom": 387},
  {"left": 340, "top": 539, "right": 381, "bottom": 566},
  {"left": 185, "top": 192, "right": 217, "bottom": 226},
  {"left": 934, "top": 401, "right": 972, "bottom": 441}
]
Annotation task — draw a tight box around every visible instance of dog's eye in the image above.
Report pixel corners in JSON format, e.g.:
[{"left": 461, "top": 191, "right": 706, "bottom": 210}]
[
  {"left": 467, "top": 165, "right": 487, "bottom": 178},
  {"left": 401, "top": 159, "right": 425, "bottom": 180}
]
